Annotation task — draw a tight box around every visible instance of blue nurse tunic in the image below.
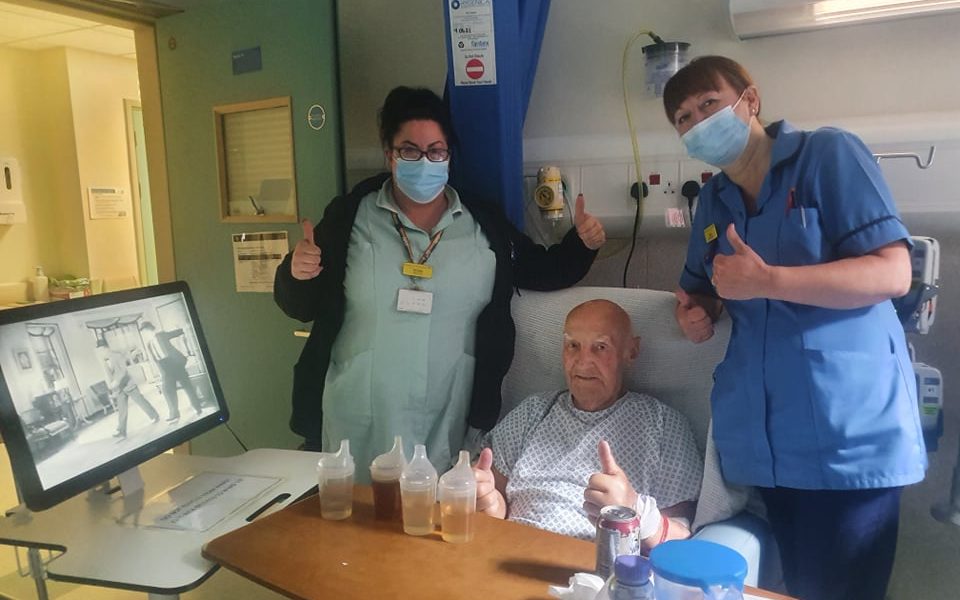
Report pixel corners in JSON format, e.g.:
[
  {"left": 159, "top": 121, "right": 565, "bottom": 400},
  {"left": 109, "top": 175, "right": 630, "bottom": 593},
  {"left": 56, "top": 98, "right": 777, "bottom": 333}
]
[{"left": 680, "top": 121, "right": 927, "bottom": 490}]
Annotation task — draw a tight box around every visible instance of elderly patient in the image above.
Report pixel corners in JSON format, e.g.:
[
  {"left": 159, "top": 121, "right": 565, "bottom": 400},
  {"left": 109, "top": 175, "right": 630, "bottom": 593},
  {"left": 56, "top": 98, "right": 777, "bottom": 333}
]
[{"left": 473, "top": 299, "right": 703, "bottom": 551}]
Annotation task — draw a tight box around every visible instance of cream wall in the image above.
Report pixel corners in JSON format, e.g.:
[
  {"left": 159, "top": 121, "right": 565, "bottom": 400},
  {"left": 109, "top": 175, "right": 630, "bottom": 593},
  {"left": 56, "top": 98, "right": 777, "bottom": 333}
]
[
  {"left": 65, "top": 47, "right": 140, "bottom": 283},
  {"left": 0, "top": 47, "right": 55, "bottom": 286},
  {"left": 0, "top": 46, "right": 140, "bottom": 291},
  {"left": 30, "top": 48, "right": 88, "bottom": 281}
]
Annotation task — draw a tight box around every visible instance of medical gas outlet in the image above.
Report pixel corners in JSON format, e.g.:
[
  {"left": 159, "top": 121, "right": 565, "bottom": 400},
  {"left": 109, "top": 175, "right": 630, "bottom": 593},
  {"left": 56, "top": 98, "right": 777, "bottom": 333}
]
[{"left": 534, "top": 166, "right": 565, "bottom": 221}]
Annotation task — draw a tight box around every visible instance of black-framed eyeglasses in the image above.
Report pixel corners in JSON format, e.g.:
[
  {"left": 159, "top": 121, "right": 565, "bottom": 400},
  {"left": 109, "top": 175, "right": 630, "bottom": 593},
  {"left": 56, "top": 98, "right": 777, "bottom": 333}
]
[{"left": 393, "top": 146, "right": 450, "bottom": 162}]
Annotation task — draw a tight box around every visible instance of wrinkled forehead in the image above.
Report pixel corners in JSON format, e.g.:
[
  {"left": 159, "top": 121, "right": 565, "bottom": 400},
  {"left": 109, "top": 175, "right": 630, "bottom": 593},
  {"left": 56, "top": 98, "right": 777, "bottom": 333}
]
[
  {"left": 562, "top": 330, "right": 617, "bottom": 345},
  {"left": 563, "top": 310, "right": 632, "bottom": 344}
]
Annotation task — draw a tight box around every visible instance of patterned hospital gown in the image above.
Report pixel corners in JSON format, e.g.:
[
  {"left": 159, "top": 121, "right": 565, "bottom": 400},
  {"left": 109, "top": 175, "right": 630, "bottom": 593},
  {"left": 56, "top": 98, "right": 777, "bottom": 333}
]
[{"left": 485, "top": 390, "right": 703, "bottom": 540}]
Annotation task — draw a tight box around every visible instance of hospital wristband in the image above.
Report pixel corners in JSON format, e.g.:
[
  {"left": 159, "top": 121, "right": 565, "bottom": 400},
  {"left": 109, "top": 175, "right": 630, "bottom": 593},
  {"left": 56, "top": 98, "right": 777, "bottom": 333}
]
[{"left": 658, "top": 514, "right": 670, "bottom": 545}]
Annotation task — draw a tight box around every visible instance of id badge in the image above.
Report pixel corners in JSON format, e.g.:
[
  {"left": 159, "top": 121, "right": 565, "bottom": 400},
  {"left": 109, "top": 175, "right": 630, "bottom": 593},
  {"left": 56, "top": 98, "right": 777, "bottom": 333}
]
[
  {"left": 402, "top": 262, "right": 433, "bottom": 279},
  {"left": 397, "top": 288, "right": 433, "bottom": 314}
]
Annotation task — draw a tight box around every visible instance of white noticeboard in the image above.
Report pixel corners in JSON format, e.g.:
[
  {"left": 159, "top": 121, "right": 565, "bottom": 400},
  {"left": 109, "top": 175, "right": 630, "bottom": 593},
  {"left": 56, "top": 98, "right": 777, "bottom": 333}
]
[
  {"left": 232, "top": 231, "right": 288, "bottom": 293},
  {"left": 88, "top": 187, "right": 130, "bottom": 219},
  {"left": 449, "top": 0, "right": 497, "bottom": 86}
]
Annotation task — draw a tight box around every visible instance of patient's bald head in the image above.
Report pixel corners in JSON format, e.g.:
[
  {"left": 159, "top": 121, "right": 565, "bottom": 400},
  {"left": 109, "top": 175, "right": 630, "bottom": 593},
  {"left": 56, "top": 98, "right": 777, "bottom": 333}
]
[{"left": 563, "top": 300, "right": 639, "bottom": 411}]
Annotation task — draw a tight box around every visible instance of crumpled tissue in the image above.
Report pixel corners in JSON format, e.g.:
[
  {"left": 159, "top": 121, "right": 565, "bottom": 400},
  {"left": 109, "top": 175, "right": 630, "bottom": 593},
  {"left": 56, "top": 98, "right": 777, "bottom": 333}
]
[{"left": 547, "top": 572, "right": 606, "bottom": 600}]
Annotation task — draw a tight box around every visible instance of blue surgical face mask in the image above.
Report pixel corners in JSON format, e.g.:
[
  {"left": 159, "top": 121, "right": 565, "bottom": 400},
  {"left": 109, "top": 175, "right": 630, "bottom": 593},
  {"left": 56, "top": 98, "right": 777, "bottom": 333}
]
[
  {"left": 681, "top": 92, "right": 750, "bottom": 168},
  {"left": 394, "top": 158, "right": 449, "bottom": 204}
]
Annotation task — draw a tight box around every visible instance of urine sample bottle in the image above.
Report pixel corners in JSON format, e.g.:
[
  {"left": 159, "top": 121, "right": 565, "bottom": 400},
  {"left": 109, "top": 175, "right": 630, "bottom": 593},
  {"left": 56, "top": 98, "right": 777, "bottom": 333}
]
[
  {"left": 438, "top": 450, "right": 477, "bottom": 543},
  {"left": 370, "top": 435, "right": 406, "bottom": 521},
  {"left": 399, "top": 444, "right": 437, "bottom": 536},
  {"left": 317, "top": 439, "right": 354, "bottom": 520}
]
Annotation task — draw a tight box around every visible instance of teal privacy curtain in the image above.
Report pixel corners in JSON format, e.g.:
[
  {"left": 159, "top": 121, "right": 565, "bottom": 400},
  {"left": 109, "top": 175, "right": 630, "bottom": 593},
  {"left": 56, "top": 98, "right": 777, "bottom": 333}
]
[{"left": 444, "top": 0, "right": 552, "bottom": 227}]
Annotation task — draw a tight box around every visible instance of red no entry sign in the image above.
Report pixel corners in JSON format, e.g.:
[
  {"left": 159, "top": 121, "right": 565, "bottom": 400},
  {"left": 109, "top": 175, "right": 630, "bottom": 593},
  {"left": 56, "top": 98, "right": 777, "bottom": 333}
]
[{"left": 466, "top": 58, "right": 485, "bottom": 80}]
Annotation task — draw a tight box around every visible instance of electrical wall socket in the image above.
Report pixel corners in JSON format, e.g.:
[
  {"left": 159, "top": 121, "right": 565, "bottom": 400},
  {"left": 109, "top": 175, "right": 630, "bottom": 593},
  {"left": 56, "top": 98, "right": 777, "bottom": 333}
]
[
  {"left": 680, "top": 159, "right": 718, "bottom": 189},
  {"left": 629, "top": 160, "right": 684, "bottom": 228},
  {"left": 633, "top": 160, "right": 680, "bottom": 200}
]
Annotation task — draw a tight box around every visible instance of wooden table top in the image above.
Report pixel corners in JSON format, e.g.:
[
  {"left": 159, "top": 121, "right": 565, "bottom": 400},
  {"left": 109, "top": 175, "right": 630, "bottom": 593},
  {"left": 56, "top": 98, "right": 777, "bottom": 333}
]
[{"left": 203, "top": 485, "right": 792, "bottom": 600}]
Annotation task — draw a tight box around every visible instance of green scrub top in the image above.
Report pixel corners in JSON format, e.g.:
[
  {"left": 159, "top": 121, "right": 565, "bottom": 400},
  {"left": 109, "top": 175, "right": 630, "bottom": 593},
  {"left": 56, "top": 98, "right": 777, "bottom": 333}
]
[{"left": 321, "top": 180, "right": 496, "bottom": 481}]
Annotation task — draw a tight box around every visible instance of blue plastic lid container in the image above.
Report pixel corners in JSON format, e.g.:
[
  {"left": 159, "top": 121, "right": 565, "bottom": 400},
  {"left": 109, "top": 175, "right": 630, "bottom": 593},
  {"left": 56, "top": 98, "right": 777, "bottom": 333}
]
[
  {"left": 649, "top": 540, "right": 747, "bottom": 590},
  {"left": 614, "top": 554, "right": 652, "bottom": 586}
]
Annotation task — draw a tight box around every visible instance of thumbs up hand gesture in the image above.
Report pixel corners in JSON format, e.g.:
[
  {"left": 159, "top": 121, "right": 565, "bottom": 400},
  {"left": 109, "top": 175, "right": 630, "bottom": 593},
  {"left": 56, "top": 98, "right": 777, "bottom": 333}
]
[
  {"left": 291, "top": 219, "right": 323, "bottom": 280},
  {"left": 711, "top": 223, "right": 771, "bottom": 300},
  {"left": 583, "top": 440, "right": 638, "bottom": 522},
  {"left": 473, "top": 448, "right": 506, "bottom": 518},
  {"left": 585, "top": 440, "right": 663, "bottom": 540},
  {"left": 574, "top": 194, "right": 606, "bottom": 250}
]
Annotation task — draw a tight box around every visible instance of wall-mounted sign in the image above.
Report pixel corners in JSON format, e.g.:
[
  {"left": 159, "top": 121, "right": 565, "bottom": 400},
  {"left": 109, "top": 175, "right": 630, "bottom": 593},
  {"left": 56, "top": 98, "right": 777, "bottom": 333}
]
[
  {"left": 88, "top": 187, "right": 130, "bottom": 219},
  {"left": 232, "top": 231, "right": 288, "bottom": 293},
  {"left": 449, "top": 0, "right": 497, "bottom": 86},
  {"left": 232, "top": 46, "right": 262, "bottom": 75}
]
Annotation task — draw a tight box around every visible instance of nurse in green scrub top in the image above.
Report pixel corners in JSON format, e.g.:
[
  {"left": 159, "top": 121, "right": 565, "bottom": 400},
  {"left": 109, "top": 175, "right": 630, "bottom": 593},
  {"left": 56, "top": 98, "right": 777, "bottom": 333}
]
[{"left": 274, "top": 86, "right": 605, "bottom": 478}]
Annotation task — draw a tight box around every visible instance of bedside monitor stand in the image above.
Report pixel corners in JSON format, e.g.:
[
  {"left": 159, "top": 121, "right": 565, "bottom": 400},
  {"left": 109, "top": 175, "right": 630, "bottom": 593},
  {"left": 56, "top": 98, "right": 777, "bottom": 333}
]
[{"left": 0, "top": 448, "right": 320, "bottom": 599}]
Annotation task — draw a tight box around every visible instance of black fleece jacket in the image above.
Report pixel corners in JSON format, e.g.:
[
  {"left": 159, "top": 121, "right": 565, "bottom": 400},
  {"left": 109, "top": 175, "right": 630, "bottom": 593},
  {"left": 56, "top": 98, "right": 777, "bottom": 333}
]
[{"left": 274, "top": 174, "right": 597, "bottom": 441}]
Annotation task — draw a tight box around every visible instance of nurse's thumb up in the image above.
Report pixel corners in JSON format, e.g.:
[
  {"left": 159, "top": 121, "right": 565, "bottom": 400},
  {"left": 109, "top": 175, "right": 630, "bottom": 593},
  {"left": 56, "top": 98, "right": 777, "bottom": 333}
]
[
  {"left": 291, "top": 219, "right": 322, "bottom": 280},
  {"left": 301, "top": 219, "right": 316, "bottom": 246},
  {"left": 726, "top": 223, "right": 750, "bottom": 254},
  {"left": 598, "top": 440, "right": 624, "bottom": 477}
]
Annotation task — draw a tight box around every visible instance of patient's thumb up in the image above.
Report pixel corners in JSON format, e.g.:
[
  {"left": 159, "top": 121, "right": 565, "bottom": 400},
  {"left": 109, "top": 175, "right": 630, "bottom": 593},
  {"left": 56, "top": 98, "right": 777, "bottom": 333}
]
[
  {"left": 675, "top": 288, "right": 693, "bottom": 309},
  {"left": 598, "top": 440, "right": 623, "bottom": 476},
  {"left": 474, "top": 447, "right": 494, "bottom": 473}
]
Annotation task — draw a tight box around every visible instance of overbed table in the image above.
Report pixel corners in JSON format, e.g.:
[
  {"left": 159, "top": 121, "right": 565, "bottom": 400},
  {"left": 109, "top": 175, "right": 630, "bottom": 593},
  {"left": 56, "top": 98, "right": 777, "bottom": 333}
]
[
  {"left": 0, "top": 449, "right": 319, "bottom": 599},
  {"left": 203, "top": 485, "right": 794, "bottom": 599}
]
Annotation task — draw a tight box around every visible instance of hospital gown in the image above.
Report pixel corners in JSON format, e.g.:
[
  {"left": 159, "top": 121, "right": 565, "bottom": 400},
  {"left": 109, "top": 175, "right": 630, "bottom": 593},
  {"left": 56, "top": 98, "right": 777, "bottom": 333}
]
[{"left": 485, "top": 390, "right": 703, "bottom": 540}]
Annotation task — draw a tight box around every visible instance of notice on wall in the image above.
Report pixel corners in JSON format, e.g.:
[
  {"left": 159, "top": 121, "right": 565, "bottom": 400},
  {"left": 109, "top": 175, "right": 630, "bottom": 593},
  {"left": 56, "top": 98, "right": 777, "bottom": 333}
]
[
  {"left": 88, "top": 187, "right": 130, "bottom": 219},
  {"left": 232, "top": 231, "right": 288, "bottom": 293},
  {"left": 449, "top": 0, "right": 497, "bottom": 86}
]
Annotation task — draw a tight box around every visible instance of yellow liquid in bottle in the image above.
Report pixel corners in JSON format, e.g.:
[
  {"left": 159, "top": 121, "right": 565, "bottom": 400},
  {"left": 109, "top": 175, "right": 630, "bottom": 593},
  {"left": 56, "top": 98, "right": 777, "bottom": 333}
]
[
  {"left": 319, "top": 475, "right": 353, "bottom": 520},
  {"left": 440, "top": 497, "right": 475, "bottom": 543},
  {"left": 401, "top": 488, "right": 435, "bottom": 536}
]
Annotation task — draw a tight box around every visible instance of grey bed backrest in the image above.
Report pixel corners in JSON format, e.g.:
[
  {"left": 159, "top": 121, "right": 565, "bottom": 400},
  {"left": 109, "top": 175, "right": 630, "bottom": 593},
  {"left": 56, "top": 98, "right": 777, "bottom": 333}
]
[{"left": 501, "top": 286, "right": 731, "bottom": 451}]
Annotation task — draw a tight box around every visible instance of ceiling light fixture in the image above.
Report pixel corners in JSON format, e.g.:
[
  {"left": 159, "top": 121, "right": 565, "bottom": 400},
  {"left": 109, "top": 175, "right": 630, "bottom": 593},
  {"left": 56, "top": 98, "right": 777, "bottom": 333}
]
[{"left": 730, "top": 0, "right": 960, "bottom": 38}]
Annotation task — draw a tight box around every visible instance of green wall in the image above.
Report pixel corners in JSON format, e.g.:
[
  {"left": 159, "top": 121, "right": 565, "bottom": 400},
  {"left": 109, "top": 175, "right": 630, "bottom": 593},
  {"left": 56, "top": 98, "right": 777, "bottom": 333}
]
[{"left": 155, "top": 0, "right": 342, "bottom": 455}]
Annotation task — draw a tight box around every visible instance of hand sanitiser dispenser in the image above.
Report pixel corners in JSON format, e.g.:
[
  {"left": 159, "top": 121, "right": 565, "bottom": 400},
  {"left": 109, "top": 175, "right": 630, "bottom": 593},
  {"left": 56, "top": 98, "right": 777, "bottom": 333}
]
[{"left": 0, "top": 157, "right": 26, "bottom": 224}]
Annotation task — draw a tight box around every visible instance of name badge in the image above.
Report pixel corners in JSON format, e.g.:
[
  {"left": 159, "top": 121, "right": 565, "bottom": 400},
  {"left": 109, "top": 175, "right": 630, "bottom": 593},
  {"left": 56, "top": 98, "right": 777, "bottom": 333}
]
[
  {"left": 397, "top": 288, "right": 433, "bottom": 314},
  {"left": 704, "top": 224, "right": 718, "bottom": 243},
  {"left": 402, "top": 262, "right": 433, "bottom": 279}
]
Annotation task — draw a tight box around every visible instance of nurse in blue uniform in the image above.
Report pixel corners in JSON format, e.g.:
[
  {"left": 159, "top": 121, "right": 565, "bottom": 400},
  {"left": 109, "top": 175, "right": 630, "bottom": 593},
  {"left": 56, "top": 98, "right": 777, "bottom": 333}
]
[{"left": 664, "top": 56, "right": 926, "bottom": 600}]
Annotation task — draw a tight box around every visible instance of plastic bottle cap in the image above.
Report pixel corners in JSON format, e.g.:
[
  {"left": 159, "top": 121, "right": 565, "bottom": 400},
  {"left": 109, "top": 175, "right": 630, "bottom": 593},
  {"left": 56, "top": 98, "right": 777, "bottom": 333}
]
[
  {"left": 614, "top": 554, "right": 652, "bottom": 586},
  {"left": 400, "top": 444, "right": 437, "bottom": 492},
  {"left": 649, "top": 540, "right": 748, "bottom": 590},
  {"left": 370, "top": 435, "right": 406, "bottom": 481},
  {"left": 317, "top": 439, "right": 355, "bottom": 479},
  {"left": 438, "top": 450, "right": 476, "bottom": 500}
]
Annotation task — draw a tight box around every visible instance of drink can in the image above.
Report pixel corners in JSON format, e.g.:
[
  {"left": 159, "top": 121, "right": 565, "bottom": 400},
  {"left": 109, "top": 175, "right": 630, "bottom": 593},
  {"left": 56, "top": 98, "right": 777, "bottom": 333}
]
[{"left": 595, "top": 505, "right": 640, "bottom": 579}]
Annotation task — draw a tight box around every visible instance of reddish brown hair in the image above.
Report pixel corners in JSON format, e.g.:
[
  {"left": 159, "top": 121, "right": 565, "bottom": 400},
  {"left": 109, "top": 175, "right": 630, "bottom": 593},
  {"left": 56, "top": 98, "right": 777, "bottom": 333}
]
[{"left": 662, "top": 56, "right": 757, "bottom": 125}]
